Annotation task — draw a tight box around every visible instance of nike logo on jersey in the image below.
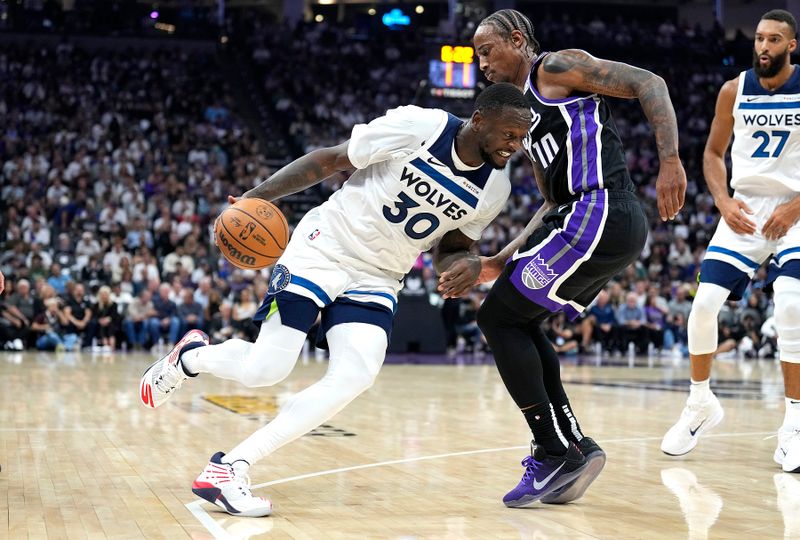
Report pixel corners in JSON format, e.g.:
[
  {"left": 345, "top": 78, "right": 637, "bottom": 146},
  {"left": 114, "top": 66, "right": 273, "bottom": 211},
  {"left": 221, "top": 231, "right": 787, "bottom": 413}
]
[
  {"left": 426, "top": 156, "right": 446, "bottom": 167},
  {"left": 745, "top": 96, "right": 760, "bottom": 102},
  {"left": 791, "top": 400, "right": 800, "bottom": 404},
  {"left": 689, "top": 420, "right": 705, "bottom": 437},
  {"left": 532, "top": 463, "right": 565, "bottom": 490}
]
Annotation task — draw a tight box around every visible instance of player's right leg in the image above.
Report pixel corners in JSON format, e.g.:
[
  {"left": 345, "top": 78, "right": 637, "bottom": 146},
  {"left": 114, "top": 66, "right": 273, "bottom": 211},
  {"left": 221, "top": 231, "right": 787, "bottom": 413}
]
[
  {"left": 476, "top": 289, "right": 588, "bottom": 507},
  {"left": 660, "top": 281, "right": 729, "bottom": 456},
  {"left": 139, "top": 291, "right": 317, "bottom": 409},
  {"left": 662, "top": 201, "right": 770, "bottom": 456}
]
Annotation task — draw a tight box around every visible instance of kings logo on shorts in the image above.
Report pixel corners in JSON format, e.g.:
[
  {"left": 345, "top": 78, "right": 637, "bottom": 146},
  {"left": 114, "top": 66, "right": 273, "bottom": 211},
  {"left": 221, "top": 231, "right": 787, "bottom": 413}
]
[
  {"left": 521, "top": 255, "right": 557, "bottom": 290},
  {"left": 268, "top": 264, "right": 291, "bottom": 294}
]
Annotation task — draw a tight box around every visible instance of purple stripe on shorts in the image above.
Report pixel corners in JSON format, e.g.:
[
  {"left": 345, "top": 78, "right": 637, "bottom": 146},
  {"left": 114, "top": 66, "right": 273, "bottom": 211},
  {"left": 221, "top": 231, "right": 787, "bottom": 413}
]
[{"left": 509, "top": 190, "right": 607, "bottom": 320}]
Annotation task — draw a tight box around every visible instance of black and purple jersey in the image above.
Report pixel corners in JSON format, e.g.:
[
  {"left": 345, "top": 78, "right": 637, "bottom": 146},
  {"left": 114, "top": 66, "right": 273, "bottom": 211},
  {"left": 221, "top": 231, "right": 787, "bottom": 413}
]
[{"left": 522, "top": 52, "right": 634, "bottom": 205}]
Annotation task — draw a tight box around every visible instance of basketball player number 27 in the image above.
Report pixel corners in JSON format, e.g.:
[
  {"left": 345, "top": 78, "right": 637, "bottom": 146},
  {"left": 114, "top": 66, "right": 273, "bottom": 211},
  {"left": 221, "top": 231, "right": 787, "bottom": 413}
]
[
  {"left": 383, "top": 193, "right": 440, "bottom": 240},
  {"left": 751, "top": 130, "right": 789, "bottom": 158}
]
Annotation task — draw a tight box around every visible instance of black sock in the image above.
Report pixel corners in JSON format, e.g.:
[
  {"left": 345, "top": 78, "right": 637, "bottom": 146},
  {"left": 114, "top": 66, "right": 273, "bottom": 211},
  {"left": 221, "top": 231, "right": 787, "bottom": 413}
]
[
  {"left": 523, "top": 402, "right": 567, "bottom": 456},
  {"left": 552, "top": 400, "right": 584, "bottom": 444}
]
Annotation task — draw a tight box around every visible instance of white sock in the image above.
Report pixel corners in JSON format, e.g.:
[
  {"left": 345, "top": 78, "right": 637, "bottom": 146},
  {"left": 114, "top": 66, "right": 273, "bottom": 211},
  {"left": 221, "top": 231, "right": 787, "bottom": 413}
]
[
  {"left": 784, "top": 397, "right": 800, "bottom": 430},
  {"left": 689, "top": 378, "right": 712, "bottom": 402}
]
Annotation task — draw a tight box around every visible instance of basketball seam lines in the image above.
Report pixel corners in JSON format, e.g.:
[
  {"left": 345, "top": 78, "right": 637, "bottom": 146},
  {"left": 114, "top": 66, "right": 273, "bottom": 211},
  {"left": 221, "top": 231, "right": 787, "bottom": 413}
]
[
  {"left": 219, "top": 217, "right": 279, "bottom": 260},
  {"left": 229, "top": 206, "right": 287, "bottom": 250}
]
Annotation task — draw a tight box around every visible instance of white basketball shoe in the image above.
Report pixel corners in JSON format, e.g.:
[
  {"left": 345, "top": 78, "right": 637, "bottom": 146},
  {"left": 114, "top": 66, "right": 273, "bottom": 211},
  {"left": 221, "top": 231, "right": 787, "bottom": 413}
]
[
  {"left": 139, "top": 329, "right": 208, "bottom": 408},
  {"left": 661, "top": 393, "right": 724, "bottom": 456},
  {"left": 774, "top": 428, "right": 800, "bottom": 473},
  {"left": 192, "top": 452, "right": 272, "bottom": 517}
]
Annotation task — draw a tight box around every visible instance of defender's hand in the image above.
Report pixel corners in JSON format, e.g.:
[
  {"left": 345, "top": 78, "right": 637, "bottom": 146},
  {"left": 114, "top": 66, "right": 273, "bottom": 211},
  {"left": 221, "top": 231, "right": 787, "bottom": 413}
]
[{"left": 655, "top": 157, "right": 687, "bottom": 221}]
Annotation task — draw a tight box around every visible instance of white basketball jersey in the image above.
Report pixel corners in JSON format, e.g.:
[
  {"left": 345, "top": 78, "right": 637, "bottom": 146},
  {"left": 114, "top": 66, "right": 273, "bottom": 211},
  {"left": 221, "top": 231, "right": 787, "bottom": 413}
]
[
  {"left": 297, "top": 105, "right": 510, "bottom": 279},
  {"left": 731, "top": 66, "right": 800, "bottom": 195}
]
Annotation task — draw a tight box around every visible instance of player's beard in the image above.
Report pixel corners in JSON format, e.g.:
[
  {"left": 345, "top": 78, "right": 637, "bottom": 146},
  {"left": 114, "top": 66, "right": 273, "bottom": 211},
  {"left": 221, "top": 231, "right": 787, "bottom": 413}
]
[
  {"left": 753, "top": 47, "right": 789, "bottom": 78},
  {"left": 479, "top": 146, "right": 505, "bottom": 170}
]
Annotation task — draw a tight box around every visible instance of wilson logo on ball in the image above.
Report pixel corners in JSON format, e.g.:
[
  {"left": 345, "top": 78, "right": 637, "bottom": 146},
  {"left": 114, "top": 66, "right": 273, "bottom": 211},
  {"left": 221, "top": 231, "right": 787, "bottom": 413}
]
[{"left": 218, "top": 230, "right": 257, "bottom": 267}]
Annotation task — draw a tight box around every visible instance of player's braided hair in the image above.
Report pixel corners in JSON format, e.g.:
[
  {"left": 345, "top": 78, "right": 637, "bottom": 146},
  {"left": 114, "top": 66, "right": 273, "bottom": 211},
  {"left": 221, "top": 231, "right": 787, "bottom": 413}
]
[
  {"left": 474, "top": 82, "right": 529, "bottom": 115},
  {"left": 479, "top": 9, "right": 540, "bottom": 56},
  {"left": 761, "top": 9, "right": 797, "bottom": 38}
]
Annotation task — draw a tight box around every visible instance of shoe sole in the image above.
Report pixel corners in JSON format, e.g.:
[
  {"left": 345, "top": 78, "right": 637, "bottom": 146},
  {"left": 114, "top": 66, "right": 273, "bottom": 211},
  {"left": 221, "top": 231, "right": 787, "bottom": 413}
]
[
  {"left": 776, "top": 450, "right": 800, "bottom": 473},
  {"left": 139, "top": 330, "right": 208, "bottom": 409},
  {"left": 192, "top": 484, "right": 272, "bottom": 517},
  {"left": 661, "top": 405, "right": 725, "bottom": 457},
  {"left": 503, "top": 461, "right": 590, "bottom": 508},
  {"left": 541, "top": 451, "right": 606, "bottom": 504}
]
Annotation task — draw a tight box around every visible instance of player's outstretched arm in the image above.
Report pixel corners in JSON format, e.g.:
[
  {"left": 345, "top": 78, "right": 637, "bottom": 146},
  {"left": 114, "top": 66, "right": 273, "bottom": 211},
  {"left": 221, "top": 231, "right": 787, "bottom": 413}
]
[
  {"left": 243, "top": 141, "right": 354, "bottom": 202},
  {"left": 539, "top": 49, "right": 686, "bottom": 220},
  {"left": 704, "top": 78, "right": 757, "bottom": 236}
]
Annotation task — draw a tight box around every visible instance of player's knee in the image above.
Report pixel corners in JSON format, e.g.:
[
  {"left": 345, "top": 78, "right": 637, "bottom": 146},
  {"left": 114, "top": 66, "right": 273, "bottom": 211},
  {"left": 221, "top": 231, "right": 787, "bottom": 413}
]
[
  {"left": 774, "top": 283, "right": 800, "bottom": 359},
  {"left": 240, "top": 347, "right": 299, "bottom": 387}
]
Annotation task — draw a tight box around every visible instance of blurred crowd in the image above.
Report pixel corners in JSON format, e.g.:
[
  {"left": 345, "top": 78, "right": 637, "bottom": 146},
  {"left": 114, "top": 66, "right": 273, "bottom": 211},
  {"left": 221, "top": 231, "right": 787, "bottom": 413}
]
[{"left": 0, "top": 10, "right": 787, "bottom": 359}]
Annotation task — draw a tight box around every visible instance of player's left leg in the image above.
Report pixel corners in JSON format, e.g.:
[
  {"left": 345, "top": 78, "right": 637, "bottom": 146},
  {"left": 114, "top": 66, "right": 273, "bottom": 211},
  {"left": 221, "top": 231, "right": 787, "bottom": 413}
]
[
  {"left": 773, "top": 274, "right": 800, "bottom": 473},
  {"left": 191, "top": 321, "right": 387, "bottom": 516},
  {"left": 530, "top": 323, "right": 606, "bottom": 504}
]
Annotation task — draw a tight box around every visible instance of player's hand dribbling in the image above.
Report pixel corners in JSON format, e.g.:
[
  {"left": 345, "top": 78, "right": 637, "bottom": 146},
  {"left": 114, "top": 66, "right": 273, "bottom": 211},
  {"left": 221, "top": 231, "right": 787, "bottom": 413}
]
[
  {"left": 762, "top": 200, "right": 800, "bottom": 241},
  {"left": 438, "top": 256, "right": 503, "bottom": 299},
  {"left": 717, "top": 196, "right": 757, "bottom": 236},
  {"left": 655, "top": 157, "right": 687, "bottom": 221},
  {"left": 213, "top": 196, "right": 242, "bottom": 247}
]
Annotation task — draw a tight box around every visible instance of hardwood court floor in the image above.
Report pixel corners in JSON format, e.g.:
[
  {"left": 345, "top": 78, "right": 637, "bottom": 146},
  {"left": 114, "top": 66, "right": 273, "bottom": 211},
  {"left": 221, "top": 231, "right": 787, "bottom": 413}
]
[{"left": 1, "top": 349, "right": 798, "bottom": 539}]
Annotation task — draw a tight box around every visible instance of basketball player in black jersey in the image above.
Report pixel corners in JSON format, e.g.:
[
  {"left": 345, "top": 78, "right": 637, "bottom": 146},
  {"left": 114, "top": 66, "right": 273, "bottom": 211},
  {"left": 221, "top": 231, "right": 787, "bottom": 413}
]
[{"left": 439, "top": 9, "right": 687, "bottom": 507}]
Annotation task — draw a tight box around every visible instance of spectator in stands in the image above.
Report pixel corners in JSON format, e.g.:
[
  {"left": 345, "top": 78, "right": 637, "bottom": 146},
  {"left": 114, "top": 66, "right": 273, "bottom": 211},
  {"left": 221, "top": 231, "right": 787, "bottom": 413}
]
[
  {"left": 644, "top": 293, "right": 668, "bottom": 353},
  {"left": 178, "top": 287, "right": 204, "bottom": 334},
  {"left": 63, "top": 282, "right": 93, "bottom": 348},
  {"left": 6, "top": 278, "right": 37, "bottom": 346},
  {"left": 668, "top": 284, "right": 693, "bottom": 322},
  {"left": 80, "top": 255, "right": 109, "bottom": 292},
  {"left": 32, "top": 297, "right": 79, "bottom": 351},
  {"left": 617, "top": 292, "right": 648, "bottom": 354},
  {"left": 92, "top": 285, "right": 121, "bottom": 352},
  {"left": 150, "top": 283, "right": 180, "bottom": 347},
  {"left": 209, "top": 302, "right": 237, "bottom": 343},
  {"left": 581, "top": 290, "right": 618, "bottom": 353},
  {"left": 46, "top": 263, "right": 68, "bottom": 296},
  {"left": 547, "top": 312, "right": 580, "bottom": 356},
  {"left": 232, "top": 286, "right": 258, "bottom": 341},
  {"left": 124, "top": 289, "right": 156, "bottom": 350}
]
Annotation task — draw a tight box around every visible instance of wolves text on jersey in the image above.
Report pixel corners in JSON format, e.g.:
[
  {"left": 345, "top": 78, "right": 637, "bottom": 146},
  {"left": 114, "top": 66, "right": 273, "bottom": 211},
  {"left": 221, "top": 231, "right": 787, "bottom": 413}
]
[{"left": 393, "top": 166, "right": 468, "bottom": 220}]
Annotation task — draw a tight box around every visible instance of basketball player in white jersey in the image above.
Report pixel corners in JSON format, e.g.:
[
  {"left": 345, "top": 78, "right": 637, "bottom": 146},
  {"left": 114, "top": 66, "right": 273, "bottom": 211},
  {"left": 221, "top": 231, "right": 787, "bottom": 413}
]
[
  {"left": 662, "top": 10, "right": 800, "bottom": 473},
  {"left": 138, "top": 83, "right": 533, "bottom": 516}
]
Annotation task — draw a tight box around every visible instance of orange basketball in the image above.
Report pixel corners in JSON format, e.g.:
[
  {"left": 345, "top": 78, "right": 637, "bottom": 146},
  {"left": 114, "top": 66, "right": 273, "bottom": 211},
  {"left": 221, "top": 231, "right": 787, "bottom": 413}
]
[{"left": 214, "top": 198, "right": 289, "bottom": 270}]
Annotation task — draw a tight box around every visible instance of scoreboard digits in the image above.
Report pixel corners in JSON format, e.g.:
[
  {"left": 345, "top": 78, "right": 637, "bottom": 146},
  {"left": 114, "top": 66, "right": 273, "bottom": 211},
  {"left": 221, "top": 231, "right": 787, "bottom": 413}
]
[{"left": 428, "top": 44, "right": 476, "bottom": 98}]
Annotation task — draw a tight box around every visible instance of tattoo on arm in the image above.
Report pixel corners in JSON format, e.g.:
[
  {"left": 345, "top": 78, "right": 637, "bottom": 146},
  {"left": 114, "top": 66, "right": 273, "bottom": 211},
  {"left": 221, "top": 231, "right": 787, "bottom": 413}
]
[
  {"left": 244, "top": 143, "right": 351, "bottom": 201},
  {"left": 543, "top": 50, "right": 679, "bottom": 159}
]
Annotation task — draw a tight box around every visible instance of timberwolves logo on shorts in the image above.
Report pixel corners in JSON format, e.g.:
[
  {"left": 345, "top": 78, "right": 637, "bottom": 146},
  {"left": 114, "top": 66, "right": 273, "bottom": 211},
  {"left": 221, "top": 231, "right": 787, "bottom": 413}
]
[
  {"left": 520, "top": 255, "right": 557, "bottom": 290},
  {"left": 268, "top": 264, "right": 291, "bottom": 294}
]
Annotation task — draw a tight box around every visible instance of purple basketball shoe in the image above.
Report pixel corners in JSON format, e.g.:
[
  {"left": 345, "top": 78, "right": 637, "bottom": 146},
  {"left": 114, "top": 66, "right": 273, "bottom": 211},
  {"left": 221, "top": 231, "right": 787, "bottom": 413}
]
[
  {"left": 503, "top": 441, "right": 588, "bottom": 508},
  {"left": 541, "top": 437, "right": 606, "bottom": 504}
]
